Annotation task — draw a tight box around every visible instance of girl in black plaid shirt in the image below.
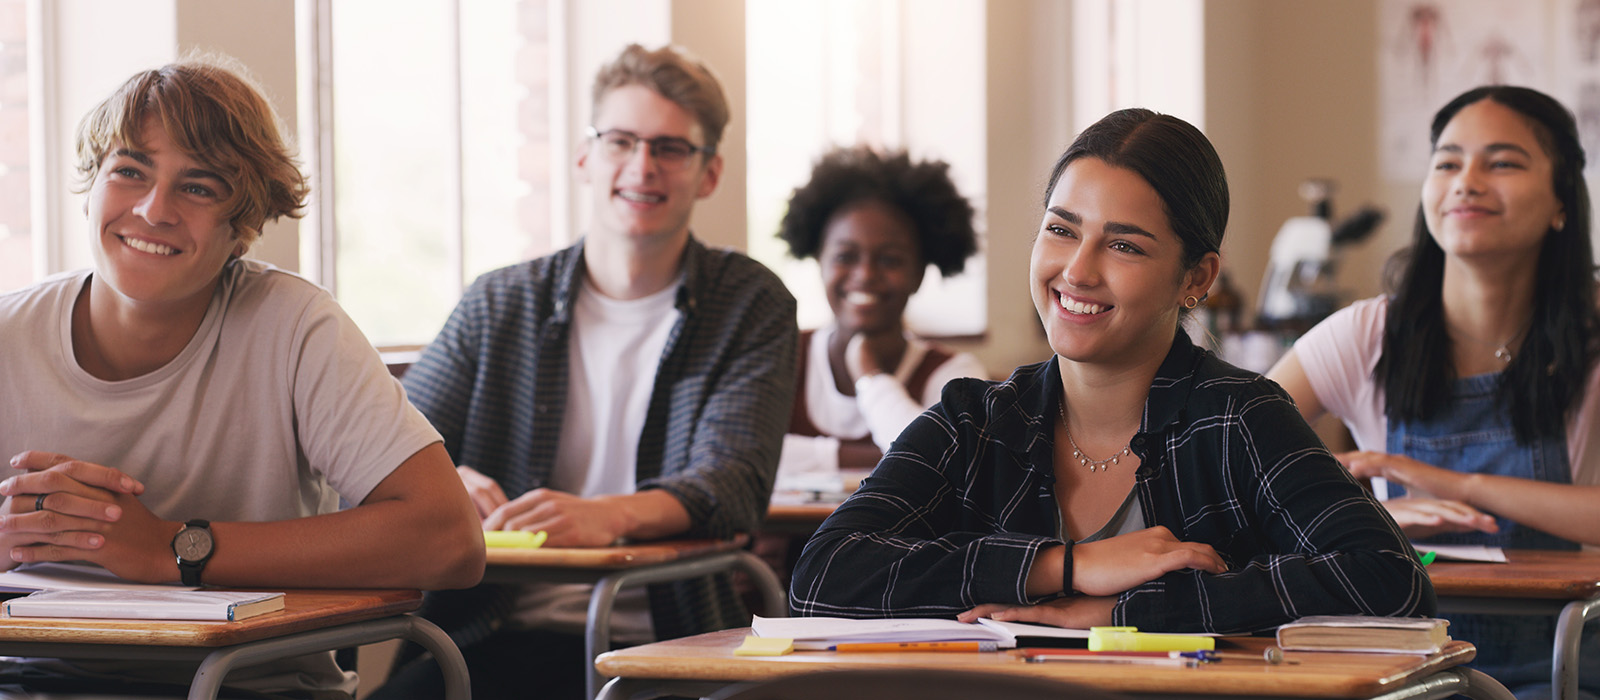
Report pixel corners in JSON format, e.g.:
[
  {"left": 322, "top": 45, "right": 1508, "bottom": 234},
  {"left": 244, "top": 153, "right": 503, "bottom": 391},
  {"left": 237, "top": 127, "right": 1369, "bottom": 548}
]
[{"left": 790, "top": 109, "right": 1432, "bottom": 633}]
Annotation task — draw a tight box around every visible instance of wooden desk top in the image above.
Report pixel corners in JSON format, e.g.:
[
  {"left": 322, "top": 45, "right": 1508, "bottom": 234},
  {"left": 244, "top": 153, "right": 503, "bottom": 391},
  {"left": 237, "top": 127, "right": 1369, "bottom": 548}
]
[
  {"left": 485, "top": 536, "right": 750, "bottom": 569},
  {"left": 0, "top": 588, "right": 420, "bottom": 648},
  {"left": 764, "top": 502, "right": 840, "bottom": 526},
  {"left": 595, "top": 628, "right": 1477, "bottom": 698},
  {"left": 1428, "top": 549, "right": 1600, "bottom": 600}
]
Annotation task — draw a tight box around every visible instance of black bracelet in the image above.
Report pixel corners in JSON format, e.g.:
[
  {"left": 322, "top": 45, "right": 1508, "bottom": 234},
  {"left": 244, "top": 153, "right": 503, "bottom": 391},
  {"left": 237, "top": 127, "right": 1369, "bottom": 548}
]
[{"left": 1061, "top": 541, "right": 1075, "bottom": 595}]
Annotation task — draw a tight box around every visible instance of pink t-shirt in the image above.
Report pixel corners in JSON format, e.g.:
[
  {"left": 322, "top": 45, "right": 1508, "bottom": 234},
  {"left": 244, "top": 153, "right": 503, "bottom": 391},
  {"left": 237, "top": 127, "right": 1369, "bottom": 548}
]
[{"left": 1293, "top": 296, "right": 1600, "bottom": 488}]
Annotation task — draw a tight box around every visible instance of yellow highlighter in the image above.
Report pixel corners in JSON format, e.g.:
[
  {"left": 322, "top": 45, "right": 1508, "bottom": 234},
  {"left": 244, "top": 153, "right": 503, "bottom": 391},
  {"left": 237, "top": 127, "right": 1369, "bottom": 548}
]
[
  {"left": 484, "top": 530, "right": 548, "bottom": 548},
  {"left": 1089, "top": 627, "right": 1215, "bottom": 652}
]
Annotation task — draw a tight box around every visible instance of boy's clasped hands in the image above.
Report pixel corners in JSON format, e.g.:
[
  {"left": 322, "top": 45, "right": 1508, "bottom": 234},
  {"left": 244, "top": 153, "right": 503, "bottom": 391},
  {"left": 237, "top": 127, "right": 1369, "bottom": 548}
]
[{"left": 0, "top": 450, "right": 174, "bottom": 581}]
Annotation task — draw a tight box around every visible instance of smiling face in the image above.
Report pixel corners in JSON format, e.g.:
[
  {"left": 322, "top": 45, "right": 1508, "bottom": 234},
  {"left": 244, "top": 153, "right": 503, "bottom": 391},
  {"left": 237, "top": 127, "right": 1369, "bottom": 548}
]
[
  {"left": 86, "top": 118, "right": 240, "bottom": 314},
  {"left": 1030, "top": 157, "right": 1215, "bottom": 368},
  {"left": 819, "top": 200, "right": 926, "bottom": 337},
  {"left": 1422, "top": 99, "right": 1564, "bottom": 264},
  {"left": 578, "top": 84, "right": 722, "bottom": 248}
]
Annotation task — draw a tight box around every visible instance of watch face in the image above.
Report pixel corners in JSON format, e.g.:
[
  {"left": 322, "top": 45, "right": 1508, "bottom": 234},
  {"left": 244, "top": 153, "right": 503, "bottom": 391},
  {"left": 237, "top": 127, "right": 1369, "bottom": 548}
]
[{"left": 175, "top": 527, "right": 213, "bottom": 561}]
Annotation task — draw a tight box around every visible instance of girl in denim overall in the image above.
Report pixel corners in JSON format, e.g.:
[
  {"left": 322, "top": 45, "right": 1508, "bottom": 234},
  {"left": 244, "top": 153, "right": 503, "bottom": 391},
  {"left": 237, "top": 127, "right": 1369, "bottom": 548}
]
[{"left": 1272, "top": 85, "right": 1600, "bottom": 700}]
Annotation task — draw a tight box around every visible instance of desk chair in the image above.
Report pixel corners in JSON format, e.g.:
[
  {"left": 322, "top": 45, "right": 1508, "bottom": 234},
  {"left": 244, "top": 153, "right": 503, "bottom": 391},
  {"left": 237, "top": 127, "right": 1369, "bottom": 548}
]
[{"left": 704, "top": 668, "right": 1132, "bottom": 700}]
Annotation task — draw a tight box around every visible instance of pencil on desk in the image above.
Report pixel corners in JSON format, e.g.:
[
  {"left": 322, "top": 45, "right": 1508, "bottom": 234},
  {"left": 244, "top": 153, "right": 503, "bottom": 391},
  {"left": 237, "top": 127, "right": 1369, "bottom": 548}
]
[{"left": 831, "top": 641, "right": 998, "bottom": 653}]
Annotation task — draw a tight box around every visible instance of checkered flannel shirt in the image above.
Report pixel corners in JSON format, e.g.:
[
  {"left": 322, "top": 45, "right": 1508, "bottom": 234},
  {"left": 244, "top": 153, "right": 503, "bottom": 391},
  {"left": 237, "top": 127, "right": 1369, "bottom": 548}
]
[{"left": 404, "top": 236, "right": 797, "bottom": 643}]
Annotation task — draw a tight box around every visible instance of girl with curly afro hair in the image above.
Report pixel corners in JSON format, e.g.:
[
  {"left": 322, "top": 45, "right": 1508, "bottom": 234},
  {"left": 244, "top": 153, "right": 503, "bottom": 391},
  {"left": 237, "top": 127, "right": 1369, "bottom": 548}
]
[{"left": 776, "top": 146, "right": 985, "bottom": 479}]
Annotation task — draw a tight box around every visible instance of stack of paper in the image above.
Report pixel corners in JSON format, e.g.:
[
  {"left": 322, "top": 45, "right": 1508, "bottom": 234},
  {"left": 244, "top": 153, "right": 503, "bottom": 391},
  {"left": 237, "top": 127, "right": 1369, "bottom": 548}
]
[{"left": 751, "top": 615, "right": 1092, "bottom": 650}]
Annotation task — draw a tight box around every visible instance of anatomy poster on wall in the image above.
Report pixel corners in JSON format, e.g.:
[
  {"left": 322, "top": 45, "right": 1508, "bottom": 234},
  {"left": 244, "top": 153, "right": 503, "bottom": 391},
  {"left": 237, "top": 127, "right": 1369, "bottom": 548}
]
[{"left": 1379, "top": 0, "right": 1548, "bottom": 180}]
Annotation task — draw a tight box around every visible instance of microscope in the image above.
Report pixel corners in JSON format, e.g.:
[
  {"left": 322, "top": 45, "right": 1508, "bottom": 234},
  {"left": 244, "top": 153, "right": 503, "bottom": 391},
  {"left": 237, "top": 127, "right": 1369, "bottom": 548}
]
[{"left": 1254, "top": 179, "right": 1383, "bottom": 333}]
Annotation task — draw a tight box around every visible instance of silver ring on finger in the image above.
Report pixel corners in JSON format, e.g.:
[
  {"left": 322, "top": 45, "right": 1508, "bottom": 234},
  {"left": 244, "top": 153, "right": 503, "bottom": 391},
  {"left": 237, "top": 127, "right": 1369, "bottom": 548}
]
[{"left": 34, "top": 494, "right": 46, "bottom": 513}]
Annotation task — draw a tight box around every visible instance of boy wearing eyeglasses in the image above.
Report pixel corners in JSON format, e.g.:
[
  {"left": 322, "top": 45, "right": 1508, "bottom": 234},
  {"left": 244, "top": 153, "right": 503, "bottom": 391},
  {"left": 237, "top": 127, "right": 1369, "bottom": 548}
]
[{"left": 375, "top": 44, "right": 798, "bottom": 700}]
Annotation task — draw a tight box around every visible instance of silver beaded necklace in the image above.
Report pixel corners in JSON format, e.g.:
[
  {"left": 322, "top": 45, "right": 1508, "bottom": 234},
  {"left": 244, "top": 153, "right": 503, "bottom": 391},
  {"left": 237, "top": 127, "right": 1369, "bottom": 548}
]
[{"left": 1057, "top": 400, "right": 1131, "bottom": 473}]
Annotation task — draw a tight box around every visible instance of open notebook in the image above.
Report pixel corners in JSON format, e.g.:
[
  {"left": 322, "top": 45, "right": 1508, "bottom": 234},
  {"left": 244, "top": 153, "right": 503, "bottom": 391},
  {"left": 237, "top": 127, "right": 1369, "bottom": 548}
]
[{"left": 752, "top": 615, "right": 1092, "bottom": 649}]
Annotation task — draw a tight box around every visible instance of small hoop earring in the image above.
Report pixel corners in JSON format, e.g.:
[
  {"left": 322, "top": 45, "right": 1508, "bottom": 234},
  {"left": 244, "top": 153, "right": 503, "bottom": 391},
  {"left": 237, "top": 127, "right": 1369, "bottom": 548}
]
[{"left": 1183, "top": 295, "right": 1200, "bottom": 310}]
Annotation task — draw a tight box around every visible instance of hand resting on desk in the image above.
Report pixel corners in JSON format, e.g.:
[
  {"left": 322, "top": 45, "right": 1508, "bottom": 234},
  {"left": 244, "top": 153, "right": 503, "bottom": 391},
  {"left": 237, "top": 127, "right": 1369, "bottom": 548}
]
[
  {"left": 959, "top": 526, "right": 1227, "bottom": 629},
  {"left": 958, "top": 595, "right": 1118, "bottom": 628},
  {"left": 478, "top": 484, "right": 693, "bottom": 548},
  {"left": 0, "top": 451, "right": 165, "bottom": 579},
  {"left": 1337, "top": 451, "right": 1500, "bottom": 538}
]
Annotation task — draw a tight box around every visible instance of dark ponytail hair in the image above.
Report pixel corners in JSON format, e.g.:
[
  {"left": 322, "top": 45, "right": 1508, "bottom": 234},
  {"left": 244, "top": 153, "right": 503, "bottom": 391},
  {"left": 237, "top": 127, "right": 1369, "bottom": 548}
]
[
  {"left": 1045, "top": 108, "right": 1228, "bottom": 272},
  {"left": 1378, "top": 86, "right": 1597, "bottom": 443}
]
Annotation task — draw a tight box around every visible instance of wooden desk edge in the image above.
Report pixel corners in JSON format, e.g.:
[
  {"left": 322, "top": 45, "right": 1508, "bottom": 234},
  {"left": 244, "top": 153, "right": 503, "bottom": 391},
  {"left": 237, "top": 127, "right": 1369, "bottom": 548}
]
[
  {"left": 595, "top": 630, "right": 1478, "bottom": 698},
  {"left": 0, "top": 589, "right": 422, "bottom": 647},
  {"left": 486, "top": 536, "right": 750, "bottom": 568}
]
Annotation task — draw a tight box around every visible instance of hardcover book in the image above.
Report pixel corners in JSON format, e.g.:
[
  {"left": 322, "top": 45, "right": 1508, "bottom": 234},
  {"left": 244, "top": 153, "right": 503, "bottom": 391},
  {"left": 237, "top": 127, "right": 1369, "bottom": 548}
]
[{"left": 1276, "top": 615, "right": 1450, "bottom": 654}]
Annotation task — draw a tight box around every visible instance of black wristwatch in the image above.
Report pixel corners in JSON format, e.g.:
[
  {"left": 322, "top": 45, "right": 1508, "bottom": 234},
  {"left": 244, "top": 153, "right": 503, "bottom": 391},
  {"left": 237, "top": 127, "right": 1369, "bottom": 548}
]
[{"left": 171, "top": 519, "right": 214, "bottom": 587}]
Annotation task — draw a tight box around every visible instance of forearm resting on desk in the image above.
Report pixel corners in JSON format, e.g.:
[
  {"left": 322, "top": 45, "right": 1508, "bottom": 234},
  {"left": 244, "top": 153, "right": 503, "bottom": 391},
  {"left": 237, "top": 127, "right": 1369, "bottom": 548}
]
[
  {"left": 484, "top": 488, "right": 693, "bottom": 547},
  {"left": 1456, "top": 476, "right": 1600, "bottom": 547},
  {"left": 1, "top": 443, "right": 485, "bottom": 589},
  {"left": 203, "top": 443, "right": 485, "bottom": 589}
]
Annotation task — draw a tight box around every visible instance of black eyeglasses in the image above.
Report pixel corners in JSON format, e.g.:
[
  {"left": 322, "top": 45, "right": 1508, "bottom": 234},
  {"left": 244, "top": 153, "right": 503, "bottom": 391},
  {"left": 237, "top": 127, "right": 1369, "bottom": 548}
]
[{"left": 586, "top": 127, "right": 714, "bottom": 169}]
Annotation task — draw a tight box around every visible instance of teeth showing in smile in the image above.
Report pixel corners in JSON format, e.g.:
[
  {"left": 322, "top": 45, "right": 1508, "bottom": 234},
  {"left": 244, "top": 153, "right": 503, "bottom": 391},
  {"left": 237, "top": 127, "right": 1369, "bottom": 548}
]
[
  {"left": 1059, "top": 296, "right": 1107, "bottom": 315},
  {"left": 122, "top": 236, "right": 177, "bottom": 256},
  {"left": 617, "top": 191, "right": 665, "bottom": 204},
  {"left": 845, "top": 292, "right": 879, "bottom": 305}
]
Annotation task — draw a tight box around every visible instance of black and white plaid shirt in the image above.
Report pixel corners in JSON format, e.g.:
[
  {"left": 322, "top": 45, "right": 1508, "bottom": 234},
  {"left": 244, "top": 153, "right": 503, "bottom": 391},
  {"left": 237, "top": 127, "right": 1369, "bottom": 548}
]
[{"left": 790, "top": 331, "right": 1435, "bottom": 634}]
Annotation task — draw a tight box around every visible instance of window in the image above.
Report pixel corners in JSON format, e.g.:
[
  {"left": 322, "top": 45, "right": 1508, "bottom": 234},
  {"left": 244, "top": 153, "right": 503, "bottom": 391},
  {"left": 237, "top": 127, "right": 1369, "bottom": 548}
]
[
  {"left": 745, "top": 0, "right": 988, "bottom": 337},
  {"left": 309, "top": 0, "right": 554, "bottom": 347},
  {"left": 1072, "top": 0, "right": 1204, "bottom": 133},
  {"left": 0, "top": 0, "right": 31, "bottom": 293}
]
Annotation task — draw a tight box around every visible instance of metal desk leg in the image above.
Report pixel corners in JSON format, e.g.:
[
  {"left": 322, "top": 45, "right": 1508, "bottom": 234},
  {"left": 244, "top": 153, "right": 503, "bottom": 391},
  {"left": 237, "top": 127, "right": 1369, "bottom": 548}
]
[
  {"left": 584, "top": 552, "right": 788, "bottom": 699},
  {"left": 1458, "top": 667, "right": 1519, "bottom": 700},
  {"left": 733, "top": 550, "right": 788, "bottom": 618},
  {"left": 402, "top": 614, "right": 473, "bottom": 700},
  {"left": 1553, "top": 596, "right": 1600, "bottom": 700},
  {"left": 186, "top": 614, "right": 471, "bottom": 700},
  {"left": 586, "top": 574, "right": 627, "bottom": 700},
  {"left": 1369, "top": 668, "right": 1516, "bottom": 700}
]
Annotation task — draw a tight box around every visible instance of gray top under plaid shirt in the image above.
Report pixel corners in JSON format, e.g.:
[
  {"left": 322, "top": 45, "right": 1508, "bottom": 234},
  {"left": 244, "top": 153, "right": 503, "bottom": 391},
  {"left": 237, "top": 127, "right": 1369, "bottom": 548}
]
[
  {"left": 403, "top": 236, "right": 797, "bottom": 643},
  {"left": 790, "top": 331, "right": 1435, "bottom": 634}
]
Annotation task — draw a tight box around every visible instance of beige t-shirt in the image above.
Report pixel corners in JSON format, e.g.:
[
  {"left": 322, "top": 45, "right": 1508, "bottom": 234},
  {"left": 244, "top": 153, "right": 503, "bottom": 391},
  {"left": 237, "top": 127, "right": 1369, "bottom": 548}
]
[{"left": 0, "top": 260, "right": 442, "bottom": 694}]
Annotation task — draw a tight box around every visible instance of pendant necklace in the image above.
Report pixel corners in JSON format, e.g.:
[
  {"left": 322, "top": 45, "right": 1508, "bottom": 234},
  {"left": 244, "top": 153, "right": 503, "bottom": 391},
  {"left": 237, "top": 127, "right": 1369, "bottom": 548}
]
[
  {"left": 1448, "top": 320, "right": 1528, "bottom": 365},
  {"left": 1058, "top": 400, "right": 1131, "bottom": 473}
]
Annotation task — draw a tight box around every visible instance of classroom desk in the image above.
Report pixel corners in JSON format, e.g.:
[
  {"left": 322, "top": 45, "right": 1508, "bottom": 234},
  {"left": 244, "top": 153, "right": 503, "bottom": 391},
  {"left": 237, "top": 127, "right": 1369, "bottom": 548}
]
[
  {"left": 592, "top": 627, "right": 1514, "bottom": 700},
  {"left": 762, "top": 501, "right": 842, "bottom": 536},
  {"left": 482, "top": 536, "right": 788, "bottom": 700},
  {"left": 1428, "top": 549, "right": 1600, "bottom": 700},
  {"left": 0, "top": 588, "right": 468, "bottom": 700}
]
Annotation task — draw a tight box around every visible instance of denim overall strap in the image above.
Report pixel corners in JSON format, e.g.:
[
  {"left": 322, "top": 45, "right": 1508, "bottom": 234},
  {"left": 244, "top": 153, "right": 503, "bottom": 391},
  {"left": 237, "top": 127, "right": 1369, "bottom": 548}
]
[
  {"left": 1386, "top": 373, "right": 1576, "bottom": 551},
  {"left": 1387, "top": 372, "right": 1599, "bottom": 697}
]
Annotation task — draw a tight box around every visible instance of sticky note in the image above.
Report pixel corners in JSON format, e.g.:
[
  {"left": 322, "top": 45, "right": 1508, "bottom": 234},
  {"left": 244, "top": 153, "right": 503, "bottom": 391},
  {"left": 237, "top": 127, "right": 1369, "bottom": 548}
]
[
  {"left": 484, "top": 530, "right": 548, "bottom": 548},
  {"left": 735, "top": 636, "right": 795, "bottom": 656}
]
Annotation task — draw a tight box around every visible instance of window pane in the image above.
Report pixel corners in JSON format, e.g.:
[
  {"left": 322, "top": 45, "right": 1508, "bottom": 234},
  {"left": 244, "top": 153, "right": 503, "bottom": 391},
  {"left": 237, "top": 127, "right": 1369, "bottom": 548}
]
[
  {"left": 0, "top": 0, "right": 31, "bottom": 293},
  {"left": 746, "top": 0, "right": 987, "bottom": 337},
  {"left": 462, "top": 0, "right": 550, "bottom": 283},
  {"left": 331, "top": 0, "right": 457, "bottom": 346}
]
